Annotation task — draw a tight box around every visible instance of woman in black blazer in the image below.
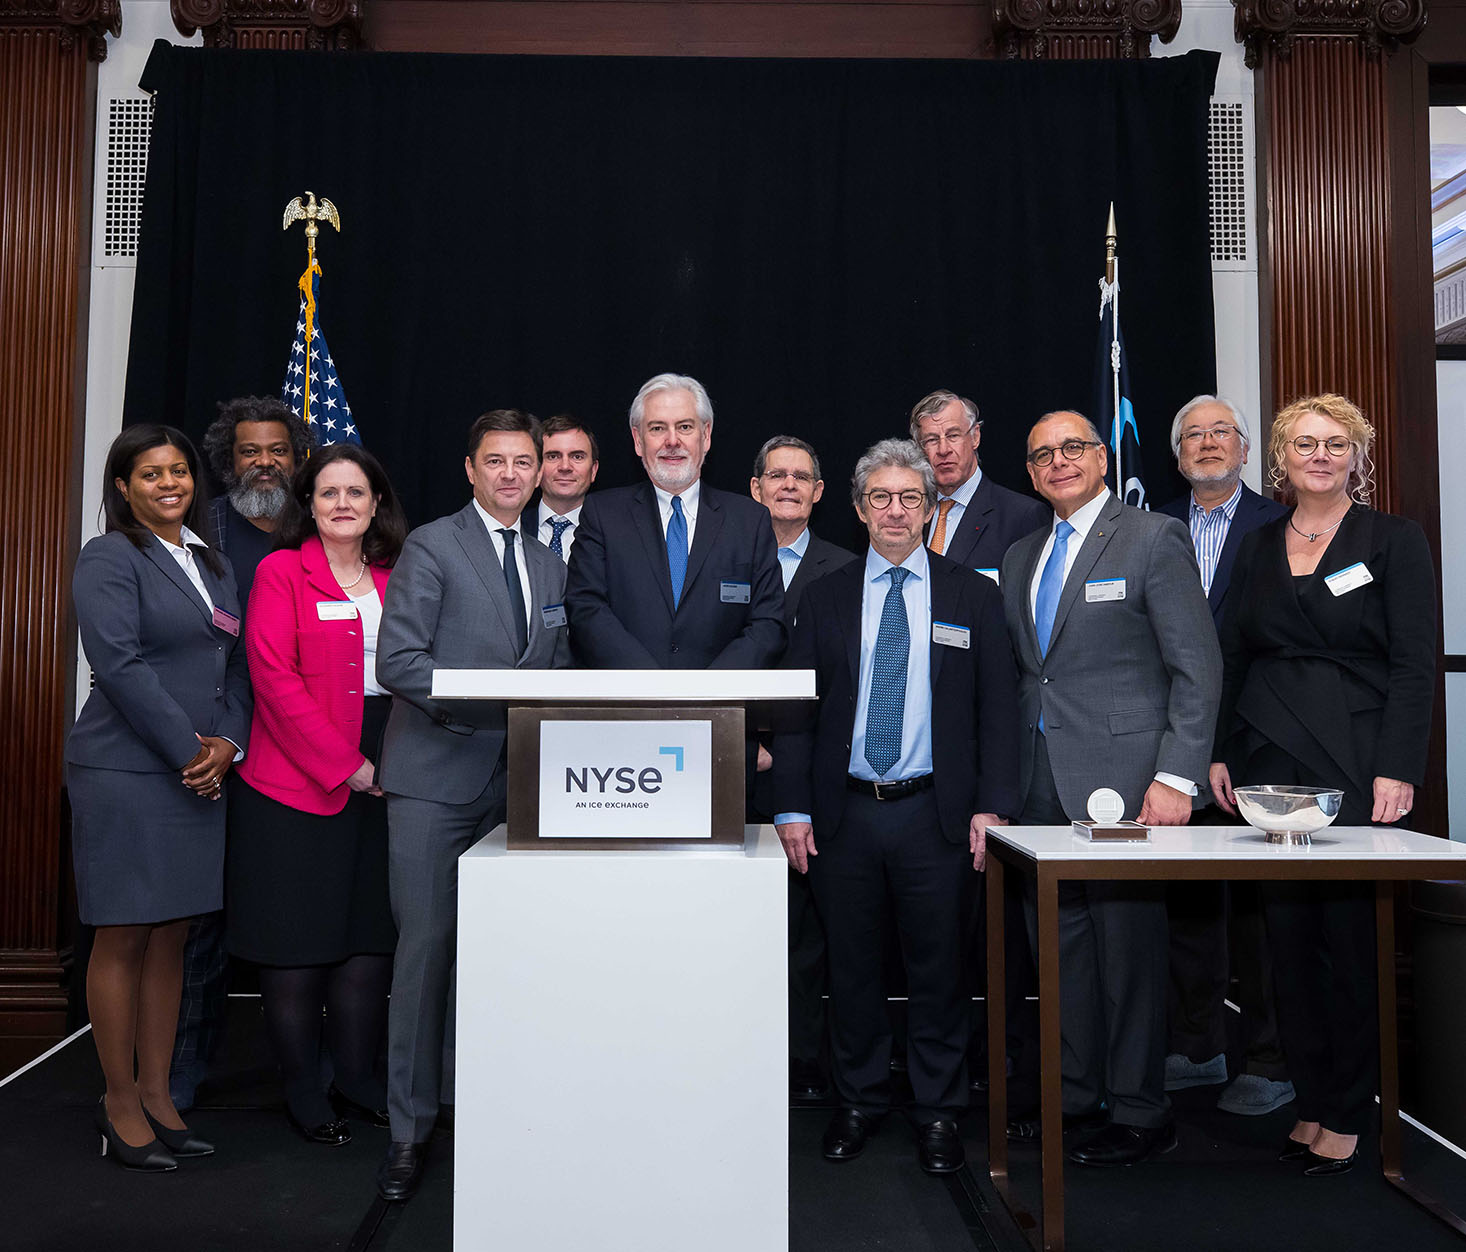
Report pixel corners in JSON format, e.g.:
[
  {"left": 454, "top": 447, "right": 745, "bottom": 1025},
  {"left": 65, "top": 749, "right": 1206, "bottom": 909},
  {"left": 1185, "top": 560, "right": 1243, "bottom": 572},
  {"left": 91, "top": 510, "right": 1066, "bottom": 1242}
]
[
  {"left": 67, "top": 425, "right": 251, "bottom": 1171},
  {"left": 1209, "top": 394, "right": 1435, "bottom": 1177}
]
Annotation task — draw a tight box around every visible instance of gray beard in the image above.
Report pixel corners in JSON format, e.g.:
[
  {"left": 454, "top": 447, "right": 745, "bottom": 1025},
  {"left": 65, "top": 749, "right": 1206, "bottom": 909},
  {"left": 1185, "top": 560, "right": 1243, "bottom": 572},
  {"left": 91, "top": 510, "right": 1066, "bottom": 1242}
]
[
  {"left": 1186, "top": 466, "right": 1240, "bottom": 490},
  {"left": 228, "top": 479, "right": 289, "bottom": 520}
]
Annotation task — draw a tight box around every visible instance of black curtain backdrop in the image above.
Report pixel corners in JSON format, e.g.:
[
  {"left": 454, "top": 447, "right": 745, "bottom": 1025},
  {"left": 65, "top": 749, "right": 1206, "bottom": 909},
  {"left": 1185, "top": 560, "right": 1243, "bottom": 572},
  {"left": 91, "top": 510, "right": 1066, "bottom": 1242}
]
[{"left": 126, "top": 43, "right": 1219, "bottom": 544}]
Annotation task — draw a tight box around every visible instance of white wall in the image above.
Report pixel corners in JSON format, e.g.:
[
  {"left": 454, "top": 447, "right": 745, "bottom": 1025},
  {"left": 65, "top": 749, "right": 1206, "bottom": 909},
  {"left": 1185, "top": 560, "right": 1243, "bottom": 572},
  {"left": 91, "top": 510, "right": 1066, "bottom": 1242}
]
[{"left": 1440, "top": 360, "right": 1466, "bottom": 839}]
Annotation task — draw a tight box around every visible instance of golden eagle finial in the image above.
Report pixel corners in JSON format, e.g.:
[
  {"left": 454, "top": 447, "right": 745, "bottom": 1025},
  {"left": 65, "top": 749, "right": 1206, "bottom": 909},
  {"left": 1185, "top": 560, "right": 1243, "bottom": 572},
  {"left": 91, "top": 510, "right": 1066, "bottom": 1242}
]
[{"left": 283, "top": 191, "right": 342, "bottom": 263}]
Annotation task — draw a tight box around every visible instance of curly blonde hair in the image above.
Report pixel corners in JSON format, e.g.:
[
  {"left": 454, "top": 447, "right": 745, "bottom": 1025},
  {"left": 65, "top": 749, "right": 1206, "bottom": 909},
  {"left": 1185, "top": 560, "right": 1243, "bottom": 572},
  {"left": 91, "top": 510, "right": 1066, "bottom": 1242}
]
[{"left": 1266, "top": 393, "right": 1375, "bottom": 506}]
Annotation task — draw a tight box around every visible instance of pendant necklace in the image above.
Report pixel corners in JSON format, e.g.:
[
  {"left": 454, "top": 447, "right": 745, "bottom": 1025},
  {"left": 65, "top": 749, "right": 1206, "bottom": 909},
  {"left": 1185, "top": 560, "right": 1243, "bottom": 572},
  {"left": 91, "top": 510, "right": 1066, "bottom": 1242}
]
[{"left": 1289, "top": 511, "right": 1346, "bottom": 544}]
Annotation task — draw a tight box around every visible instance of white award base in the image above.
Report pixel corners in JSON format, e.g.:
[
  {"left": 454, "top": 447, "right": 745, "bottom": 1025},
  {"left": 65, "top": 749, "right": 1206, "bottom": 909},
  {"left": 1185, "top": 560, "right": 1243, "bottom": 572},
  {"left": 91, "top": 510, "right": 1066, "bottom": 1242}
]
[{"left": 454, "top": 823, "right": 789, "bottom": 1252}]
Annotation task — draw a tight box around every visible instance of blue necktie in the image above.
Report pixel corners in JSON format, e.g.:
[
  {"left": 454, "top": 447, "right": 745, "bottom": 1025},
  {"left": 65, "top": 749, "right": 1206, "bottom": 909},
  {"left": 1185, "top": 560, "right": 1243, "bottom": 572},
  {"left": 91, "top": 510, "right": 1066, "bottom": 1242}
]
[
  {"left": 548, "top": 516, "right": 571, "bottom": 560},
  {"left": 863, "top": 566, "right": 910, "bottom": 778},
  {"left": 666, "top": 496, "right": 688, "bottom": 608},
  {"left": 1034, "top": 520, "right": 1074, "bottom": 659}
]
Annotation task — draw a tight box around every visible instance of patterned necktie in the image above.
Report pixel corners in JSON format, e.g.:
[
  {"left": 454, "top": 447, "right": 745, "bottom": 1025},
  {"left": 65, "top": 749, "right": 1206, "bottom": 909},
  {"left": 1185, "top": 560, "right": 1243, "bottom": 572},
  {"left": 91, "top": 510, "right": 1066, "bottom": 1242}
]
[
  {"left": 666, "top": 495, "right": 688, "bottom": 608},
  {"left": 930, "top": 498, "right": 955, "bottom": 554},
  {"left": 1034, "top": 520, "right": 1074, "bottom": 659},
  {"left": 498, "top": 528, "right": 529, "bottom": 656},
  {"left": 863, "top": 566, "right": 911, "bottom": 778},
  {"left": 548, "top": 516, "right": 572, "bottom": 561}
]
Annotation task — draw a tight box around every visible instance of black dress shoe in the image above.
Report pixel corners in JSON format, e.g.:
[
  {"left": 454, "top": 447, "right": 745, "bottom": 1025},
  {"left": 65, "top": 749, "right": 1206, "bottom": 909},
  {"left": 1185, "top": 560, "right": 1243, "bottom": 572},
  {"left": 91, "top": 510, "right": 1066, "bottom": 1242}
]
[
  {"left": 822, "top": 1108, "right": 878, "bottom": 1161},
  {"left": 1303, "top": 1146, "right": 1358, "bottom": 1177},
  {"left": 1067, "top": 1121, "right": 1177, "bottom": 1167},
  {"left": 378, "top": 1139, "right": 430, "bottom": 1201},
  {"left": 144, "top": 1109, "right": 215, "bottom": 1157},
  {"left": 790, "top": 1059, "right": 830, "bottom": 1102},
  {"left": 286, "top": 1109, "right": 352, "bottom": 1146},
  {"left": 329, "top": 1084, "right": 391, "bottom": 1129},
  {"left": 1006, "top": 1108, "right": 1107, "bottom": 1142},
  {"left": 1278, "top": 1135, "right": 1313, "bottom": 1162},
  {"left": 917, "top": 1119, "right": 965, "bottom": 1174}
]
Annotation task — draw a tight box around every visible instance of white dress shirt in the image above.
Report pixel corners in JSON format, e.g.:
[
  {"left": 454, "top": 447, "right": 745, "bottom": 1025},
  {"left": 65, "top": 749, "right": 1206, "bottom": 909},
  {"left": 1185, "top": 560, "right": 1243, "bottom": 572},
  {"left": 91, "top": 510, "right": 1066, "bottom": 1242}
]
[
  {"left": 351, "top": 585, "right": 388, "bottom": 697},
  {"left": 472, "top": 499, "right": 533, "bottom": 635},
  {"left": 158, "top": 525, "right": 215, "bottom": 612},
  {"left": 652, "top": 479, "right": 701, "bottom": 550},
  {"left": 1026, "top": 488, "right": 1196, "bottom": 797},
  {"left": 926, "top": 465, "right": 982, "bottom": 555},
  {"left": 537, "top": 500, "right": 584, "bottom": 563}
]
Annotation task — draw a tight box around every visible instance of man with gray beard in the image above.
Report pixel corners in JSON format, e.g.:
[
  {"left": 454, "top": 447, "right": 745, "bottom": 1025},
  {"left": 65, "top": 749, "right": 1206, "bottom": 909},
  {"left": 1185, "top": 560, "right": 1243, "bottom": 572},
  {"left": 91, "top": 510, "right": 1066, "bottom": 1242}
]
[
  {"left": 168, "top": 395, "right": 313, "bottom": 1113},
  {"left": 201, "top": 395, "right": 314, "bottom": 609}
]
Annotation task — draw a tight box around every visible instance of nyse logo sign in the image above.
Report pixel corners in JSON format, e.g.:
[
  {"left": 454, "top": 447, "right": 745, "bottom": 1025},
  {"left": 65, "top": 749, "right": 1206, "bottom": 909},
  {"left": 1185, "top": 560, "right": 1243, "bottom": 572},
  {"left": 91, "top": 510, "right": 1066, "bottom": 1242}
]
[{"left": 539, "top": 720, "right": 713, "bottom": 839}]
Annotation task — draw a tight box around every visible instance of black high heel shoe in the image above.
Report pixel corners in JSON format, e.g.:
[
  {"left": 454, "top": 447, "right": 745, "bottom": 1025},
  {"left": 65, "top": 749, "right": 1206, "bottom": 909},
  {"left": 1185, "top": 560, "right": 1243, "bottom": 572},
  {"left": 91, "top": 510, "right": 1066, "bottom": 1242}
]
[
  {"left": 144, "top": 1108, "right": 215, "bottom": 1157},
  {"left": 1278, "top": 1135, "right": 1313, "bottom": 1161},
  {"left": 94, "top": 1097, "right": 177, "bottom": 1172},
  {"left": 1303, "top": 1145, "right": 1358, "bottom": 1177},
  {"left": 329, "top": 1084, "right": 391, "bottom": 1129}
]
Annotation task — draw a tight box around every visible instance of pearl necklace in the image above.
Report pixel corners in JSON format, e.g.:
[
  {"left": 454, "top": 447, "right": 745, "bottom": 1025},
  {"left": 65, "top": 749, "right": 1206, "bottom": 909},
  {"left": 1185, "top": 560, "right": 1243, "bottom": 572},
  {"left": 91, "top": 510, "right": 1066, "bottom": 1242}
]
[{"left": 331, "top": 557, "right": 367, "bottom": 590}]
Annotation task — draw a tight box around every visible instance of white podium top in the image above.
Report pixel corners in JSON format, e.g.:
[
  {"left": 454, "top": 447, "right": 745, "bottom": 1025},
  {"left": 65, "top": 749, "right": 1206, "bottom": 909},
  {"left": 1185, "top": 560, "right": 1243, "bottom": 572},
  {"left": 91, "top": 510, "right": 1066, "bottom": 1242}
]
[
  {"left": 431, "top": 668, "right": 815, "bottom": 702},
  {"left": 989, "top": 824, "right": 1466, "bottom": 866}
]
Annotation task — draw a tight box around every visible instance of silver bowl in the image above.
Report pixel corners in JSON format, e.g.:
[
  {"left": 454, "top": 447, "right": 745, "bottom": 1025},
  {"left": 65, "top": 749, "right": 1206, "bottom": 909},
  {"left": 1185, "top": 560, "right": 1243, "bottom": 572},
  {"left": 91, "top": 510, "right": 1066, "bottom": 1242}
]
[{"left": 1233, "top": 785, "right": 1343, "bottom": 846}]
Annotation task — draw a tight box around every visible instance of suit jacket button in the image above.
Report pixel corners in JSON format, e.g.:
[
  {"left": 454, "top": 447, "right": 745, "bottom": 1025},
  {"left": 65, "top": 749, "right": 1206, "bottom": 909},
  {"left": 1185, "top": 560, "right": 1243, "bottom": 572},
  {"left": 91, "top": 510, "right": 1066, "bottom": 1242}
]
[
  {"left": 1040, "top": 677, "right": 1050, "bottom": 684},
  {"left": 670, "top": 644, "right": 679, "bottom": 653}
]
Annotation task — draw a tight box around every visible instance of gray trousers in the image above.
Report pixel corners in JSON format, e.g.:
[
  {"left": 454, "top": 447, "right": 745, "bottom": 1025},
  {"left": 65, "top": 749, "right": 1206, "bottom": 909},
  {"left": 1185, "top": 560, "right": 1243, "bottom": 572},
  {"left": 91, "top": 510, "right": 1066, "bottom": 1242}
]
[
  {"left": 385, "top": 768, "right": 506, "bottom": 1143},
  {"left": 1021, "top": 736, "right": 1170, "bottom": 1129}
]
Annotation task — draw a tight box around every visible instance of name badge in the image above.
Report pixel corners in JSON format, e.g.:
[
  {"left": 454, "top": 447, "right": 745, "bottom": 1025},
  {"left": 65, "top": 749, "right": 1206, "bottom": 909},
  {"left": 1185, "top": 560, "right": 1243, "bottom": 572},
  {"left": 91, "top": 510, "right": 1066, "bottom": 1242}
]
[
  {"left": 720, "top": 580, "right": 752, "bottom": 604},
  {"left": 1324, "top": 562, "right": 1373, "bottom": 597},
  {"left": 1085, "top": 578, "right": 1126, "bottom": 603},
  {"left": 976, "top": 568, "right": 1000, "bottom": 585},
  {"left": 541, "top": 603, "right": 568, "bottom": 629},
  {"left": 316, "top": 600, "right": 358, "bottom": 621},
  {"left": 932, "top": 621, "right": 970, "bottom": 650},
  {"left": 211, "top": 607, "right": 241, "bottom": 636}
]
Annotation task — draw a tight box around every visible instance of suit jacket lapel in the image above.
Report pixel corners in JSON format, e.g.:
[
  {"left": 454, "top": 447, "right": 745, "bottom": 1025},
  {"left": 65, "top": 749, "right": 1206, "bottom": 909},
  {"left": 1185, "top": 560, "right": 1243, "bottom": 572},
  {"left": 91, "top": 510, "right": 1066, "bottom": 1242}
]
[
  {"left": 1047, "top": 494, "right": 1121, "bottom": 656},
  {"left": 521, "top": 539, "right": 556, "bottom": 663},
  {"left": 1011, "top": 530, "right": 1046, "bottom": 666},
  {"left": 836, "top": 561, "right": 864, "bottom": 694},
  {"left": 630, "top": 483, "right": 676, "bottom": 614},
  {"left": 1208, "top": 489, "right": 1259, "bottom": 615},
  {"left": 682, "top": 486, "right": 723, "bottom": 601},
  {"left": 143, "top": 536, "right": 213, "bottom": 624},
  {"left": 452, "top": 504, "right": 521, "bottom": 647},
  {"left": 301, "top": 536, "right": 347, "bottom": 602},
  {"left": 943, "top": 477, "right": 988, "bottom": 568}
]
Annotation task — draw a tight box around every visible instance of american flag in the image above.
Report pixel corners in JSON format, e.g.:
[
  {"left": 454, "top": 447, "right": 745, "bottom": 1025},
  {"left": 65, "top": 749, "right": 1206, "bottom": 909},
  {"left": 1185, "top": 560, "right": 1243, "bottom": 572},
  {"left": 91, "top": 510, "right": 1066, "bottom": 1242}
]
[{"left": 281, "top": 260, "right": 361, "bottom": 446}]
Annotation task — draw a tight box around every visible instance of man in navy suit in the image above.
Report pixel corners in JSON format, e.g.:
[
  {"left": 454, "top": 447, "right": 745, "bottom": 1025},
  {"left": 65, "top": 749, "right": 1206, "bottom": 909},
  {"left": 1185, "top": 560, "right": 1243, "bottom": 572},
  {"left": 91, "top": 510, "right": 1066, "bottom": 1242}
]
[
  {"left": 773, "top": 438, "right": 1019, "bottom": 1176},
  {"left": 748, "top": 435, "right": 856, "bottom": 1102},
  {"left": 565, "top": 373, "right": 785, "bottom": 670},
  {"left": 1157, "top": 395, "right": 1293, "bottom": 1118},
  {"left": 910, "top": 389, "right": 1048, "bottom": 578}
]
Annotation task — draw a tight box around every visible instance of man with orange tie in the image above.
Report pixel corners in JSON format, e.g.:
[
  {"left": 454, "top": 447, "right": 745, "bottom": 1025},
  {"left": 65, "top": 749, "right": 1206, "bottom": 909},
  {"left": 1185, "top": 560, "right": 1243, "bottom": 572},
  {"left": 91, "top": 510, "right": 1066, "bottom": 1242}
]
[{"left": 911, "top": 389, "right": 1047, "bottom": 578}]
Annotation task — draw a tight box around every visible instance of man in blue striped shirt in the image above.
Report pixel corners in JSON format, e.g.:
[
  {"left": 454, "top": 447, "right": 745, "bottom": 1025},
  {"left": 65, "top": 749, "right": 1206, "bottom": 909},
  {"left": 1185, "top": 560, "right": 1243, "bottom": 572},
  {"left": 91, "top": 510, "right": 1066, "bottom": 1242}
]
[{"left": 1157, "top": 395, "right": 1291, "bottom": 1120}]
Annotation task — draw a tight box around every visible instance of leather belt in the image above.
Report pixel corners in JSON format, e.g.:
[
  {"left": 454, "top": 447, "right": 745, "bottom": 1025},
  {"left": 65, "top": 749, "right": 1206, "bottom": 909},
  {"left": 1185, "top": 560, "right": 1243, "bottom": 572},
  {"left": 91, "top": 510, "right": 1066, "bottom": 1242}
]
[{"left": 846, "top": 774, "right": 935, "bottom": 801}]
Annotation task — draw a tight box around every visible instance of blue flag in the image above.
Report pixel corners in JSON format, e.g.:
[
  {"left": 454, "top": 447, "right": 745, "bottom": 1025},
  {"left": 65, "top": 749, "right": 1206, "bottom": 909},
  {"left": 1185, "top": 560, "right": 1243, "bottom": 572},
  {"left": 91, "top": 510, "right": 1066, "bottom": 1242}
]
[
  {"left": 281, "top": 260, "right": 360, "bottom": 447},
  {"left": 1094, "top": 274, "right": 1146, "bottom": 510}
]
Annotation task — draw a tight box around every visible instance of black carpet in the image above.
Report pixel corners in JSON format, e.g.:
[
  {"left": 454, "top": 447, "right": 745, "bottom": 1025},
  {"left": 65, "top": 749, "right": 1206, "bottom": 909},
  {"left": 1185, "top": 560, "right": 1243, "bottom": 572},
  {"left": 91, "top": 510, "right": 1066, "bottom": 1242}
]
[{"left": 3, "top": 999, "right": 1464, "bottom": 1252}]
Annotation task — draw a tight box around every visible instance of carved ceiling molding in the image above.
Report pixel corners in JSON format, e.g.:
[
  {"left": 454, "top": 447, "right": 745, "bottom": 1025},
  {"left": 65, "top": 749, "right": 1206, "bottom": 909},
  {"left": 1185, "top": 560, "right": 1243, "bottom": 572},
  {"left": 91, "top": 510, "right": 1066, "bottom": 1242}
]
[
  {"left": 171, "top": 0, "right": 364, "bottom": 50},
  {"left": 1233, "top": 0, "right": 1427, "bottom": 69},
  {"left": 0, "top": 0, "right": 121, "bottom": 61},
  {"left": 989, "top": 0, "right": 1182, "bottom": 59}
]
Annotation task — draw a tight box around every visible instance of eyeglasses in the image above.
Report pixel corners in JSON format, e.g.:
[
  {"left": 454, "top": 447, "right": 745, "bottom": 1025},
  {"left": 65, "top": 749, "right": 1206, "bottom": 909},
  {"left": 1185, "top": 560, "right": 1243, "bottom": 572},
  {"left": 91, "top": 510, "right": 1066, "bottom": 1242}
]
[
  {"left": 761, "top": 469, "right": 815, "bottom": 484},
  {"left": 917, "top": 425, "right": 981, "bottom": 451},
  {"left": 1027, "top": 439, "right": 1101, "bottom": 468},
  {"left": 1180, "top": 426, "right": 1239, "bottom": 445},
  {"left": 1288, "top": 435, "right": 1351, "bottom": 457},
  {"left": 862, "top": 489, "right": 927, "bottom": 510}
]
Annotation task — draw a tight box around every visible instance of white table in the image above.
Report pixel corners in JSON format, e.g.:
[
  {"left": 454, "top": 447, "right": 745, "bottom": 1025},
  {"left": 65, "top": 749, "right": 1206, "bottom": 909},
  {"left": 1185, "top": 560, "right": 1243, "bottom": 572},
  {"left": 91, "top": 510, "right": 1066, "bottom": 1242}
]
[
  {"left": 984, "top": 824, "right": 1466, "bottom": 1252},
  {"left": 454, "top": 823, "right": 788, "bottom": 1252}
]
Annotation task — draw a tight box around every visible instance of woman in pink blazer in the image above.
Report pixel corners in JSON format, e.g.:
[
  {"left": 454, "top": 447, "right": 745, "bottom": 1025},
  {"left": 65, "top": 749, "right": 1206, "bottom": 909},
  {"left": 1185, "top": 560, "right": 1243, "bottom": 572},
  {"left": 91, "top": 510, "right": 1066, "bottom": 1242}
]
[{"left": 228, "top": 443, "right": 407, "bottom": 1145}]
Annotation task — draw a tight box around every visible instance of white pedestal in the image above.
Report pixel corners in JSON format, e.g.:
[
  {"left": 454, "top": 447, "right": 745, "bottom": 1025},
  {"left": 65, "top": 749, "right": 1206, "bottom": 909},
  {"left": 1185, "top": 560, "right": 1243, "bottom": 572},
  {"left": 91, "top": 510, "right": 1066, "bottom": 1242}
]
[{"left": 455, "top": 824, "right": 789, "bottom": 1252}]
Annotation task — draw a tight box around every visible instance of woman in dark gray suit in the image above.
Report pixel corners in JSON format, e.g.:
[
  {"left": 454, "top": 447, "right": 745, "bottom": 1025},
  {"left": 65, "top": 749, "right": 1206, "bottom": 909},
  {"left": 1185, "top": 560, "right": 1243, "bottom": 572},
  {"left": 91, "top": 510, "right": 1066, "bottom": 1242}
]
[{"left": 68, "top": 425, "right": 251, "bottom": 1171}]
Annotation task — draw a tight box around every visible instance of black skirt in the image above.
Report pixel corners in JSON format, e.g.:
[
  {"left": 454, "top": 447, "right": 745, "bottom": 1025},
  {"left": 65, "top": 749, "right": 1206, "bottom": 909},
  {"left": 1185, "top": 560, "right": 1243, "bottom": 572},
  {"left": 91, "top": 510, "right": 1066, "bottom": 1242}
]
[{"left": 226, "top": 696, "right": 396, "bottom": 966}]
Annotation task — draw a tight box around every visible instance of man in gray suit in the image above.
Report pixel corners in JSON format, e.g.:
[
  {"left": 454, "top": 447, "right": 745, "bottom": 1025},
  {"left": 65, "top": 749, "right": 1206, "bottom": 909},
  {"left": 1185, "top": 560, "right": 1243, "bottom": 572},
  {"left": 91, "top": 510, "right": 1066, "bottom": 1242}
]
[
  {"left": 374, "top": 409, "right": 571, "bottom": 1201},
  {"left": 997, "top": 410, "right": 1220, "bottom": 1167}
]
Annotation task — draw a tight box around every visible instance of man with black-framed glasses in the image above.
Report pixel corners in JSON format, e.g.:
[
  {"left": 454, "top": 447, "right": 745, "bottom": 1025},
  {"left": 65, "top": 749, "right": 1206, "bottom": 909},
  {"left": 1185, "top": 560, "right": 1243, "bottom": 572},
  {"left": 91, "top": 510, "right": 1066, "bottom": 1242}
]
[
  {"left": 1157, "top": 396, "right": 1292, "bottom": 1121},
  {"left": 997, "top": 409, "right": 1220, "bottom": 1167},
  {"left": 909, "top": 389, "right": 1047, "bottom": 581}
]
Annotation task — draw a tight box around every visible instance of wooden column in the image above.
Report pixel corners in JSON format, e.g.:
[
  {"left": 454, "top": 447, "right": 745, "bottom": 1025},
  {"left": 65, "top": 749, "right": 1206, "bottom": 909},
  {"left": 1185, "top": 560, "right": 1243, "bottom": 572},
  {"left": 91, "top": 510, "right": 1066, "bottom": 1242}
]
[
  {"left": 0, "top": 0, "right": 117, "bottom": 1069},
  {"left": 989, "top": 0, "right": 1181, "bottom": 58},
  {"left": 171, "top": 0, "right": 364, "bottom": 49}
]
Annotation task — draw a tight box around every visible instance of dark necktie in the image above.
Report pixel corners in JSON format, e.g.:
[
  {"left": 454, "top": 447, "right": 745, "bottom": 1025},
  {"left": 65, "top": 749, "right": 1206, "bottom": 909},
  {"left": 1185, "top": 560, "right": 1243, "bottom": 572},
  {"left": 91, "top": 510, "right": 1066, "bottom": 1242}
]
[
  {"left": 548, "top": 516, "right": 572, "bottom": 561},
  {"left": 863, "top": 566, "right": 910, "bottom": 778},
  {"left": 498, "top": 528, "right": 529, "bottom": 656},
  {"left": 666, "top": 496, "right": 688, "bottom": 608}
]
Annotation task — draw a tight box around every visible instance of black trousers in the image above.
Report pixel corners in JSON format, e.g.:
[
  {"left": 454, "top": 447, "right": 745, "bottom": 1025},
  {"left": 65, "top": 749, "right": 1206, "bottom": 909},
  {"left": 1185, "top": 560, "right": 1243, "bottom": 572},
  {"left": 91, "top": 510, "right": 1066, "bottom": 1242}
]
[
  {"left": 1021, "top": 737, "right": 1170, "bottom": 1128},
  {"left": 809, "top": 788, "right": 968, "bottom": 1124},
  {"left": 788, "top": 867, "right": 829, "bottom": 1064},
  {"left": 1167, "top": 872, "right": 1288, "bottom": 1079}
]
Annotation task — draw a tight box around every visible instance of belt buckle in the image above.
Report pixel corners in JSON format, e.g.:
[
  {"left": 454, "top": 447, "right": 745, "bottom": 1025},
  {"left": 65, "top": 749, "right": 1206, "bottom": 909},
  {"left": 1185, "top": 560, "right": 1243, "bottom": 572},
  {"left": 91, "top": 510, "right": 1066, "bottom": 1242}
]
[{"left": 872, "top": 778, "right": 893, "bottom": 800}]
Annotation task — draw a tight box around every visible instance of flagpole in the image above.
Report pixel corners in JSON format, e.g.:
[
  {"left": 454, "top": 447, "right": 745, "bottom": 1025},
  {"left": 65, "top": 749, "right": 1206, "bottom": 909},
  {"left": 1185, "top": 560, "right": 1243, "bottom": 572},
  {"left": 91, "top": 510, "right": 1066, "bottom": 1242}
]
[{"left": 1105, "top": 204, "right": 1122, "bottom": 497}]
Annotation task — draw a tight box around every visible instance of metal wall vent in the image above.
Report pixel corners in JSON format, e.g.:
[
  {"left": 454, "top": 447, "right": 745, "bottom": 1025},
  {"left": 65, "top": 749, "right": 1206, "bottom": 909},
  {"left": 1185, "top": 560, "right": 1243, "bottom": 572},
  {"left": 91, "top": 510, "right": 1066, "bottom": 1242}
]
[
  {"left": 103, "top": 97, "right": 152, "bottom": 260},
  {"left": 1208, "top": 99, "right": 1250, "bottom": 267}
]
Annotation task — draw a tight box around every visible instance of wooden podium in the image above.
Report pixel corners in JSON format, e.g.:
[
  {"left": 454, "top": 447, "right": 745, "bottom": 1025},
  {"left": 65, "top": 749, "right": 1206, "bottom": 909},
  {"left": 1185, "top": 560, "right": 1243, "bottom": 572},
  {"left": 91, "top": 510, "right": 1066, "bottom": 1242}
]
[{"left": 433, "top": 669, "right": 814, "bottom": 1252}]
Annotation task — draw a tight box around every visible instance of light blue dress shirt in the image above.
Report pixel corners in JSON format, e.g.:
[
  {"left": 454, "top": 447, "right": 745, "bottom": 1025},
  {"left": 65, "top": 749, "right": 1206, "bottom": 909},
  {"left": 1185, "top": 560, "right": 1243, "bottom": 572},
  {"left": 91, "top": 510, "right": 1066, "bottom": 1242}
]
[
  {"left": 776, "top": 526, "right": 811, "bottom": 591},
  {"left": 926, "top": 465, "right": 982, "bottom": 555}
]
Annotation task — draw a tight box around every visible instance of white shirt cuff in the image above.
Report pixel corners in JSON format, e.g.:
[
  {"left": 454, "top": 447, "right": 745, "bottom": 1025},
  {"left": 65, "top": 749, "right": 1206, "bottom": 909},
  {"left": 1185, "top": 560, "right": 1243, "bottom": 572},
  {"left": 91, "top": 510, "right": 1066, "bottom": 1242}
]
[{"left": 1154, "top": 771, "right": 1198, "bottom": 796}]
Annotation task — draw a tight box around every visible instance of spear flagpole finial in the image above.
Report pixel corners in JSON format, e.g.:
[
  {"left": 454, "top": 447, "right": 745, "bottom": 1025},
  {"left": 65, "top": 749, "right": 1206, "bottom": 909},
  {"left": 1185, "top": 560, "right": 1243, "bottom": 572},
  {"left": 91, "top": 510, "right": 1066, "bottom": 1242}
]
[{"left": 1105, "top": 202, "right": 1118, "bottom": 286}]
